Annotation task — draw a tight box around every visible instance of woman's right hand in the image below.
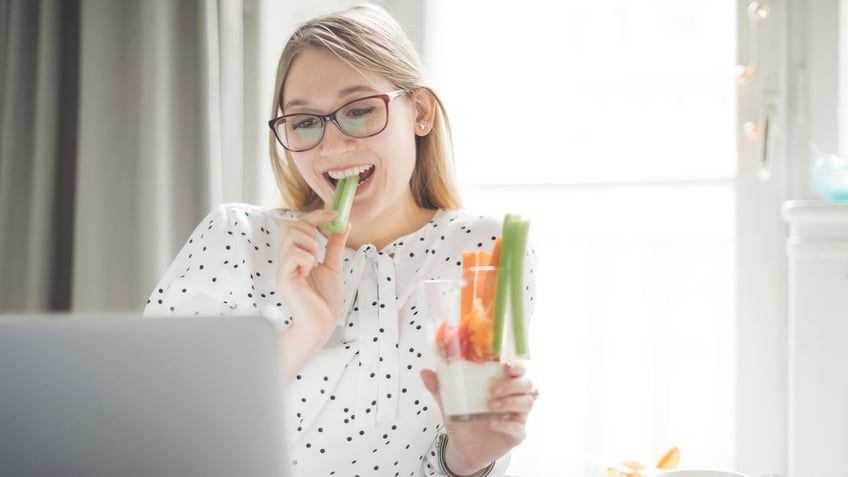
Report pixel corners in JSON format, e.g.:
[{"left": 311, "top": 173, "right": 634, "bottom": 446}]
[{"left": 275, "top": 209, "right": 351, "bottom": 380}]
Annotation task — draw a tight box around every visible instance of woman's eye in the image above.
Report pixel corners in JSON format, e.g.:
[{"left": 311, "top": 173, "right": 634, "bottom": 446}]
[
  {"left": 345, "top": 106, "right": 376, "bottom": 118},
  {"left": 291, "top": 116, "right": 319, "bottom": 130}
]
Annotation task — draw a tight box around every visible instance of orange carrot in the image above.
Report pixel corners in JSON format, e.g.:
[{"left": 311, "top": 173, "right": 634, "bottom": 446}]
[
  {"left": 461, "top": 250, "right": 493, "bottom": 315},
  {"left": 461, "top": 251, "right": 480, "bottom": 317},
  {"left": 477, "top": 250, "right": 492, "bottom": 267},
  {"left": 466, "top": 301, "right": 494, "bottom": 360},
  {"left": 482, "top": 237, "right": 502, "bottom": 318},
  {"left": 489, "top": 237, "right": 502, "bottom": 273},
  {"left": 458, "top": 248, "right": 502, "bottom": 362},
  {"left": 435, "top": 320, "right": 449, "bottom": 344}
]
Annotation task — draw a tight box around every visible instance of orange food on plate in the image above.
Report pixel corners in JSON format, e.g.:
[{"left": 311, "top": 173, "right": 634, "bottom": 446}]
[
  {"left": 656, "top": 446, "right": 680, "bottom": 469},
  {"left": 604, "top": 447, "right": 680, "bottom": 477},
  {"left": 620, "top": 461, "right": 646, "bottom": 472}
]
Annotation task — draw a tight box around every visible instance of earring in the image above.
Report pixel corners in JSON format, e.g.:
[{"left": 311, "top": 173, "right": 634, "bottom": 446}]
[{"left": 419, "top": 121, "right": 429, "bottom": 130}]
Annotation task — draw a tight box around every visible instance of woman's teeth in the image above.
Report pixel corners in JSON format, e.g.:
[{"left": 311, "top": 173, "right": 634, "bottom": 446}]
[{"left": 328, "top": 165, "right": 373, "bottom": 180}]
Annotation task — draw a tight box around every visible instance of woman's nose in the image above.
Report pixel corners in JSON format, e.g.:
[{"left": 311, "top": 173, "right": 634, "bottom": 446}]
[{"left": 317, "top": 120, "right": 355, "bottom": 155}]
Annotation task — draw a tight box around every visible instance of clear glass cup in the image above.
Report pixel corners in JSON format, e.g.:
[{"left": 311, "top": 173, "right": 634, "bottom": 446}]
[{"left": 423, "top": 266, "right": 521, "bottom": 422}]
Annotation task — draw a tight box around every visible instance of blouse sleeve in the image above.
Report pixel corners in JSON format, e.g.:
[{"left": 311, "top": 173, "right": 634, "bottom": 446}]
[
  {"left": 420, "top": 432, "right": 511, "bottom": 477},
  {"left": 143, "top": 204, "right": 283, "bottom": 320}
]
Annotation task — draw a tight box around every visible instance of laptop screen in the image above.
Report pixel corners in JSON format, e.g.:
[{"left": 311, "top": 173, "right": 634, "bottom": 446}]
[{"left": 0, "top": 314, "right": 289, "bottom": 477}]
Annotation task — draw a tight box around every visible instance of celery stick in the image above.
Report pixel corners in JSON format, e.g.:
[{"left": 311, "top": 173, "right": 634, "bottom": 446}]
[
  {"left": 492, "top": 214, "right": 521, "bottom": 356},
  {"left": 508, "top": 220, "right": 530, "bottom": 357},
  {"left": 325, "top": 175, "right": 359, "bottom": 234}
]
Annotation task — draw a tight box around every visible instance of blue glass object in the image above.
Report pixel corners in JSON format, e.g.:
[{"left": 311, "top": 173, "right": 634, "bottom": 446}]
[{"left": 811, "top": 154, "right": 848, "bottom": 202}]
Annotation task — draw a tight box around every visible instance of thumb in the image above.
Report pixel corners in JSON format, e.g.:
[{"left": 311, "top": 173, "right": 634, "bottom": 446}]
[
  {"left": 420, "top": 369, "right": 442, "bottom": 403},
  {"left": 323, "top": 222, "right": 351, "bottom": 270}
]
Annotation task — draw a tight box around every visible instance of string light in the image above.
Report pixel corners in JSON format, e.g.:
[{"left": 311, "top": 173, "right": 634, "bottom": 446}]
[
  {"left": 743, "top": 120, "right": 764, "bottom": 142},
  {"left": 736, "top": 64, "right": 757, "bottom": 86},
  {"left": 747, "top": 1, "right": 769, "bottom": 22},
  {"left": 741, "top": 1, "right": 774, "bottom": 181}
]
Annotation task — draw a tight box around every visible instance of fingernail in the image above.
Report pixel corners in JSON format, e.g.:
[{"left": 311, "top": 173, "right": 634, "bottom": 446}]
[
  {"left": 490, "top": 400, "right": 502, "bottom": 409},
  {"left": 491, "top": 385, "right": 504, "bottom": 396}
]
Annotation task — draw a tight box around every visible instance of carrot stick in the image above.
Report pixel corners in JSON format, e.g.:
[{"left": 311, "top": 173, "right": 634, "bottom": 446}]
[
  {"left": 461, "top": 251, "right": 480, "bottom": 317},
  {"left": 482, "top": 237, "right": 501, "bottom": 318}
]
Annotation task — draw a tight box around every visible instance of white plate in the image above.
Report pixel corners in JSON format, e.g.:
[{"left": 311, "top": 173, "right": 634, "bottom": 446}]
[{"left": 656, "top": 470, "right": 749, "bottom": 477}]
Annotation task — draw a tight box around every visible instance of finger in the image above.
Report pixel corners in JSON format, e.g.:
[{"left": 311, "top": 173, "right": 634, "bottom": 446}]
[
  {"left": 420, "top": 369, "right": 440, "bottom": 395},
  {"left": 278, "top": 214, "right": 327, "bottom": 258},
  {"left": 489, "top": 393, "right": 536, "bottom": 415},
  {"left": 279, "top": 248, "right": 321, "bottom": 281},
  {"left": 419, "top": 369, "right": 446, "bottom": 410},
  {"left": 503, "top": 360, "right": 527, "bottom": 377},
  {"left": 487, "top": 418, "right": 527, "bottom": 445},
  {"left": 490, "top": 377, "right": 534, "bottom": 398},
  {"left": 323, "top": 222, "right": 351, "bottom": 271},
  {"left": 279, "top": 224, "right": 321, "bottom": 258},
  {"left": 488, "top": 411, "right": 529, "bottom": 426},
  {"left": 298, "top": 208, "right": 338, "bottom": 228}
]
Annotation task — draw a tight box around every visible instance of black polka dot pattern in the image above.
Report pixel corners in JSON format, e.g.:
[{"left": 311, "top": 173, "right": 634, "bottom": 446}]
[{"left": 144, "top": 204, "right": 537, "bottom": 476}]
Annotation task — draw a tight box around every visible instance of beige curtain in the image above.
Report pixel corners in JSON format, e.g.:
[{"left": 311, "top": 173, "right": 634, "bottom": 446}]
[
  {"left": 0, "top": 0, "right": 271, "bottom": 312},
  {"left": 0, "top": 0, "right": 78, "bottom": 311}
]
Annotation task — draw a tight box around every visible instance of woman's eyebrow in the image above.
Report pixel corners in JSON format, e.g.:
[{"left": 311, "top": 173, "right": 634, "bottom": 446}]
[{"left": 283, "top": 85, "right": 378, "bottom": 111}]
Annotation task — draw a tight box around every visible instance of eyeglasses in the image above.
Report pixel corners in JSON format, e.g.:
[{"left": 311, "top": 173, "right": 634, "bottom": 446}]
[{"left": 269, "top": 90, "right": 411, "bottom": 152}]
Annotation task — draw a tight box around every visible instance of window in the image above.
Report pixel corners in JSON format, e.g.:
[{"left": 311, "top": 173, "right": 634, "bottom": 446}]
[{"left": 423, "top": 1, "right": 736, "bottom": 474}]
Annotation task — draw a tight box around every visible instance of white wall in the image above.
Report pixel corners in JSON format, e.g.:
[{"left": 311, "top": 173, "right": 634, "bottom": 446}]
[
  {"left": 842, "top": 0, "right": 848, "bottom": 157},
  {"left": 736, "top": 0, "right": 843, "bottom": 475}
]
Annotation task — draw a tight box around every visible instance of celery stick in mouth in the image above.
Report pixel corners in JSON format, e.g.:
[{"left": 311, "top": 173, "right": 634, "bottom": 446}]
[{"left": 325, "top": 175, "right": 360, "bottom": 234}]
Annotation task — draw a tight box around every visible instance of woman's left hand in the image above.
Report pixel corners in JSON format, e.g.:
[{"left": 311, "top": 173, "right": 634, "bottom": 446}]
[{"left": 420, "top": 361, "right": 538, "bottom": 475}]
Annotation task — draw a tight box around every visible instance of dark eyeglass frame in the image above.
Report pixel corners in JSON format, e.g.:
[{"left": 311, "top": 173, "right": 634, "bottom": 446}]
[{"left": 268, "top": 89, "right": 412, "bottom": 152}]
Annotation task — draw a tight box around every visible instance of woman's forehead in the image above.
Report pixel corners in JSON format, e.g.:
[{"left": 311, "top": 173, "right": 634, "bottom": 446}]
[{"left": 282, "top": 48, "right": 392, "bottom": 110}]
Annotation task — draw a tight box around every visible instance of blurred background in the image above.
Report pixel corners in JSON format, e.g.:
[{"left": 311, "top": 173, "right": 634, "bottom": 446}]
[{"left": 2, "top": 1, "right": 846, "bottom": 476}]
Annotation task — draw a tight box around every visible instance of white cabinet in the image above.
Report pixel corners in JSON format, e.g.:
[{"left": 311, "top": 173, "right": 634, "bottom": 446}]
[{"left": 782, "top": 201, "right": 848, "bottom": 477}]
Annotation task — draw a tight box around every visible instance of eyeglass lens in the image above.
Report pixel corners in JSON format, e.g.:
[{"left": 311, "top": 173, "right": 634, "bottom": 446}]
[{"left": 278, "top": 96, "right": 388, "bottom": 151}]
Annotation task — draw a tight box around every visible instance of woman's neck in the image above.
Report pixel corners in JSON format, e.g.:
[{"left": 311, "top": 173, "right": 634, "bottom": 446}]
[{"left": 345, "top": 205, "right": 437, "bottom": 251}]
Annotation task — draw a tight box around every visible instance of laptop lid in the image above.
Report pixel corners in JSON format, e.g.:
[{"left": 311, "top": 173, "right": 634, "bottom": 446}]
[{"left": 0, "top": 313, "right": 289, "bottom": 477}]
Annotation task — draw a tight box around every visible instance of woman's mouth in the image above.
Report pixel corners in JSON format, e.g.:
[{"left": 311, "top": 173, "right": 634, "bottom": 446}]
[{"left": 326, "top": 165, "right": 375, "bottom": 187}]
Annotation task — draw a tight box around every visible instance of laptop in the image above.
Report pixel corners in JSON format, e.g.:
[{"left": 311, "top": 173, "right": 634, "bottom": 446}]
[{"left": 0, "top": 313, "right": 289, "bottom": 477}]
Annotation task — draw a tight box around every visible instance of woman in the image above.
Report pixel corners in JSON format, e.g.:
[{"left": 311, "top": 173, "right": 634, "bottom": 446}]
[{"left": 145, "top": 4, "right": 538, "bottom": 476}]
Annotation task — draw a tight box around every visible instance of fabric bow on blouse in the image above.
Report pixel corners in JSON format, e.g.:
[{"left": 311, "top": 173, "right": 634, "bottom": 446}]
[{"left": 341, "top": 244, "right": 400, "bottom": 427}]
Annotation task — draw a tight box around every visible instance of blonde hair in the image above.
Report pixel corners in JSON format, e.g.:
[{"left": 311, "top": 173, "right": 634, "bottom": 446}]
[{"left": 269, "top": 3, "right": 462, "bottom": 211}]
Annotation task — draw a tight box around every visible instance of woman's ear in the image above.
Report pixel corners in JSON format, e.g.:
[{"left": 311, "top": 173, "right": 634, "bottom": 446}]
[{"left": 412, "top": 88, "right": 437, "bottom": 136}]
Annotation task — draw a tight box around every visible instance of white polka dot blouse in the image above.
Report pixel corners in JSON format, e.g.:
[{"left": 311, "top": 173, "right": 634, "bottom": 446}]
[{"left": 144, "top": 203, "right": 536, "bottom": 477}]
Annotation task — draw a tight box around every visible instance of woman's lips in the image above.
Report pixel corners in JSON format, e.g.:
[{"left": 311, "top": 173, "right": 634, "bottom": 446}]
[{"left": 325, "top": 164, "right": 375, "bottom": 187}]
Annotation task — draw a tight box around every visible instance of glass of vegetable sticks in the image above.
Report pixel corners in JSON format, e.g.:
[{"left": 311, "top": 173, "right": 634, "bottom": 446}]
[
  {"left": 424, "top": 214, "right": 531, "bottom": 422},
  {"left": 424, "top": 267, "right": 512, "bottom": 422}
]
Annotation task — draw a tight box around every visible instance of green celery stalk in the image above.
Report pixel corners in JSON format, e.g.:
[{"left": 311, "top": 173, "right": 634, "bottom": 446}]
[
  {"left": 507, "top": 219, "right": 530, "bottom": 358},
  {"left": 492, "top": 214, "right": 521, "bottom": 356},
  {"left": 325, "top": 175, "right": 360, "bottom": 234}
]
